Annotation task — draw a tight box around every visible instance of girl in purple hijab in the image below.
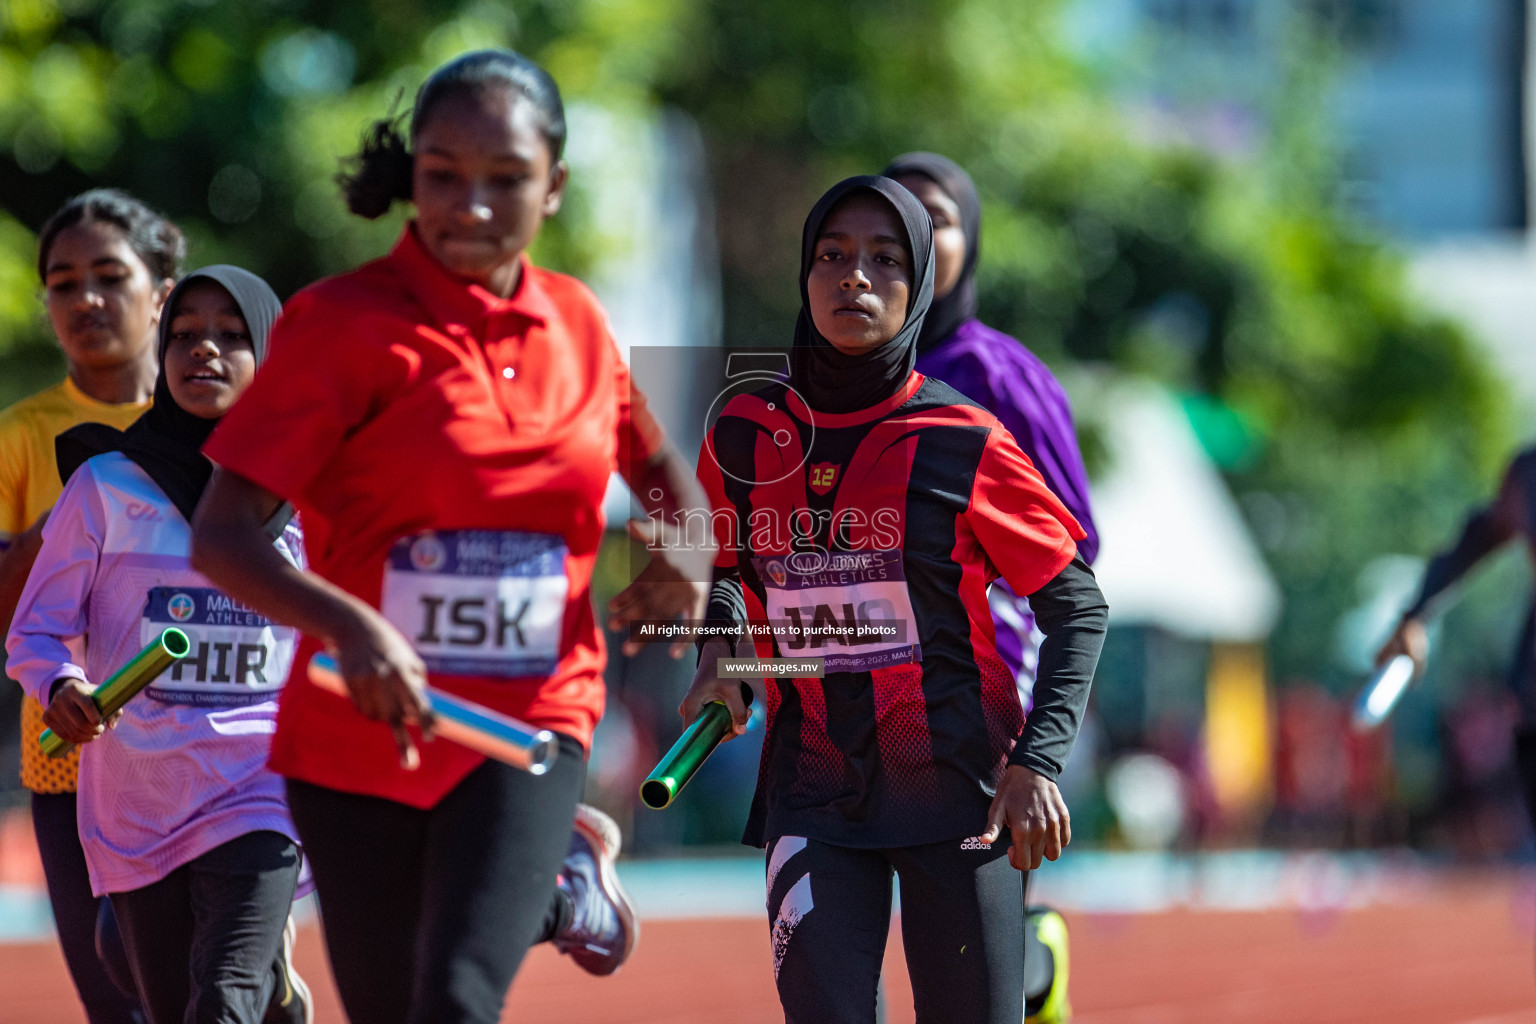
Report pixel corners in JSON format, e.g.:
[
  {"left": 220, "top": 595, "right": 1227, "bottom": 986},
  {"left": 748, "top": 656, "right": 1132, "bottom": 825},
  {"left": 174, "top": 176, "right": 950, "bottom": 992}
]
[{"left": 885, "top": 152, "right": 1099, "bottom": 683}]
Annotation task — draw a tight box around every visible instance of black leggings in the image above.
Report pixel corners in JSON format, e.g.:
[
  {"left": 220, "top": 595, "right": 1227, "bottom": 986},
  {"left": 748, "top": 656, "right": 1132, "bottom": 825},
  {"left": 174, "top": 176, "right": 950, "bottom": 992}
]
[
  {"left": 110, "top": 830, "right": 301, "bottom": 1024},
  {"left": 766, "top": 834, "right": 1034, "bottom": 1024},
  {"left": 286, "top": 735, "right": 586, "bottom": 1024},
  {"left": 31, "top": 791, "right": 143, "bottom": 1024}
]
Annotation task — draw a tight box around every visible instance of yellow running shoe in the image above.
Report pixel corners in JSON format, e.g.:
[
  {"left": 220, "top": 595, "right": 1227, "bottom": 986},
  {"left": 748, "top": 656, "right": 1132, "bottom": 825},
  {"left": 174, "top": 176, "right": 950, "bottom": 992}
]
[{"left": 1025, "top": 908, "right": 1071, "bottom": 1024}]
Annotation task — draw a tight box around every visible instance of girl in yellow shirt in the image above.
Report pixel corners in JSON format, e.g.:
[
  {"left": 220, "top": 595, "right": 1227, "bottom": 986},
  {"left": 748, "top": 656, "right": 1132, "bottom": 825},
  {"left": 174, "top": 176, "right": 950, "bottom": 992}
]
[{"left": 0, "top": 188, "right": 180, "bottom": 1024}]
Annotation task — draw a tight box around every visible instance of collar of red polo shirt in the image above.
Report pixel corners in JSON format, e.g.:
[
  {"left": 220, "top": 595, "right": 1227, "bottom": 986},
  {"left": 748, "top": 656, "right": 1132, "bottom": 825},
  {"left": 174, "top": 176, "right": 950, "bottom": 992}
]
[{"left": 390, "top": 222, "right": 560, "bottom": 335}]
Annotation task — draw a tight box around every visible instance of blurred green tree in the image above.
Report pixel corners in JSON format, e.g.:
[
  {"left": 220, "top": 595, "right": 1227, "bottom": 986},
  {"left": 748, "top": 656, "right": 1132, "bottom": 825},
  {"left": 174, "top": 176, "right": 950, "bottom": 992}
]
[
  {"left": 0, "top": 0, "right": 1514, "bottom": 690},
  {"left": 660, "top": 0, "right": 1512, "bottom": 686},
  {"left": 0, "top": 0, "right": 698, "bottom": 361}
]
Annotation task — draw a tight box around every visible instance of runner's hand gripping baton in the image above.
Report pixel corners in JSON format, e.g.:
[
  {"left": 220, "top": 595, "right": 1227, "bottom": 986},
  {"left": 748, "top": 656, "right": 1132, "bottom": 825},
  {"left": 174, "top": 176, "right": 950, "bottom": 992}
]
[
  {"left": 641, "top": 682, "right": 754, "bottom": 809},
  {"left": 1351, "top": 654, "right": 1418, "bottom": 732},
  {"left": 39, "top": 627, "right": 192, "bottom": 758},
  {"left": 307, "top": 653, "right": 557, "bottom": 775}
]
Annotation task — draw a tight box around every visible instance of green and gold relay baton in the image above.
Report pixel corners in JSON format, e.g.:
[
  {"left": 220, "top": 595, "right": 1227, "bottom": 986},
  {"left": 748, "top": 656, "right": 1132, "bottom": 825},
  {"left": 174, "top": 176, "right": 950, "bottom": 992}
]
[
  {"left": 640, "top": 682, "right": 754, "bottom": 810},
  {"left": 39, "top": 627, "right": 192, "bottom": 758}
]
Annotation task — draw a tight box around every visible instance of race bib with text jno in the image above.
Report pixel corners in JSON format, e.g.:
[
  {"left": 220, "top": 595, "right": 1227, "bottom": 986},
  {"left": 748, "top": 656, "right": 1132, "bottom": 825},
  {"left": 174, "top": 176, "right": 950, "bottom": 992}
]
[
  {"left": 381, "top": 530, "right": 569, "bottom": 679},
  {"left": 140, "top": 586, "right": 296, "bottom": 707},
  {"left": 753, "top": 549, "right": 921, "bottom": 673}
]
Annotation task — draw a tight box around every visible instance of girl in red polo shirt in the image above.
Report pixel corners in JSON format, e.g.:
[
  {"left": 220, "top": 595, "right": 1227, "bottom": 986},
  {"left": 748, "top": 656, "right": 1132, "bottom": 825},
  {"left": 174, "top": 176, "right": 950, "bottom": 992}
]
[{"left": 190, "top": 50, "right": 710, "bottom": 1024}]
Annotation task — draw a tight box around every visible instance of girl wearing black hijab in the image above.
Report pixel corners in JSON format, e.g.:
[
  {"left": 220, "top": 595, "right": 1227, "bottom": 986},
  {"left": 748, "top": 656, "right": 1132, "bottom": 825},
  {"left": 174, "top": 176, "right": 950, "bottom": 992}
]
[
  {"left": 53, "top": 266, "right": 285, "bottom": 523},
  {"left": 684, "top": 177, "right": 1108, "bottom": 1024},
  {"left": 9, "top": 267, "right": 312, "bottom": 1024}
]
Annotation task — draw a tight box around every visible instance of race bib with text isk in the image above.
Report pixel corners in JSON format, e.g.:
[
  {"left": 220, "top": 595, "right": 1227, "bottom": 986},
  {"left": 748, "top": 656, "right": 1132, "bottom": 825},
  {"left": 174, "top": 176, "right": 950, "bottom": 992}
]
[
  {"left": 753, "top": 549, "right": 922, "bottom": 673},
  {"left": 140, "top": 586, "right": 296, "bottom": 707},
  {"left": 381, "top": 530, "right": 569, "bottom": 679}
]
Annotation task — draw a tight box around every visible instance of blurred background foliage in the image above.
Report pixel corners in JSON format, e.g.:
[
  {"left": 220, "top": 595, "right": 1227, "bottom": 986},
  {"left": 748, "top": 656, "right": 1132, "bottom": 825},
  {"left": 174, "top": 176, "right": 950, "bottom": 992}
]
[{"left": 0, "top": 0, "right": 1515, "bottom": 698}]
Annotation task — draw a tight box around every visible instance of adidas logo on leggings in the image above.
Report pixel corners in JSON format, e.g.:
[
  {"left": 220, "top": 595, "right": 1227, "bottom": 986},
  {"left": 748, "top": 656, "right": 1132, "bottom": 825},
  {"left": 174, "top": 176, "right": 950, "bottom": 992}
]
[{"left": 960, "top": 836, "right": 989, "bottom": 851}]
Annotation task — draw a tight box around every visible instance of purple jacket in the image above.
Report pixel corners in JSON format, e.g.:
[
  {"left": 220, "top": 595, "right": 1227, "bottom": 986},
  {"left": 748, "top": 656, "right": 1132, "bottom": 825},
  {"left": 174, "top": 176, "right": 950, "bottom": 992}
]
[{"left": 916, "top": 318, "right": 1099, "bottom": 688}]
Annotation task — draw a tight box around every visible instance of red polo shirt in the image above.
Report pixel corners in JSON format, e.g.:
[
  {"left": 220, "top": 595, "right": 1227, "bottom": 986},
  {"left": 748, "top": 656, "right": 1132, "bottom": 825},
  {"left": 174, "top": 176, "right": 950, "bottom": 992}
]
[{"left": 204, "top": 225, "right": 662, "bottom": 808}]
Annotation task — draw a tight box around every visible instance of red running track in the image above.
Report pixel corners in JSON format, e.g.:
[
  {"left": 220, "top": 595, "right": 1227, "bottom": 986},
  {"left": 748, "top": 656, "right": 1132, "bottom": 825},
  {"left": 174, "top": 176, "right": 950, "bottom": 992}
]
[{"left": 3, "top": 874, "right": 1535, "bottom": 1023}]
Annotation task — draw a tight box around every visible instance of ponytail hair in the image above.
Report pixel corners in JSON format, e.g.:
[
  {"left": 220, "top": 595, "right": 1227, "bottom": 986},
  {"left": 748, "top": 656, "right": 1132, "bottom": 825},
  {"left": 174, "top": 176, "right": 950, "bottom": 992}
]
[
  {"left": 38, "top": 188, "right": 185, "bottom": 282},
  {"left": 336, "top": 49, "right": 567, "bottom": 220},
  {"left": 338, "top": 113, "right": 413, "bottom": 220}
]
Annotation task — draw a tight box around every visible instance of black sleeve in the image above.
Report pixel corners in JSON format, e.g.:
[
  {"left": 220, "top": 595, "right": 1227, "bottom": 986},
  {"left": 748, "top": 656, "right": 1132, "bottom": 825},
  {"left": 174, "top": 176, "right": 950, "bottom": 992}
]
[
  {"left": 1404, "top": 452, "right": 1528, "bottom": 620},
  {"left": 1008, "top": 554, "right": 1108, "bottom": 780},
  {"left": 696, "top": 564, "right": 746, "bottom": 660}
]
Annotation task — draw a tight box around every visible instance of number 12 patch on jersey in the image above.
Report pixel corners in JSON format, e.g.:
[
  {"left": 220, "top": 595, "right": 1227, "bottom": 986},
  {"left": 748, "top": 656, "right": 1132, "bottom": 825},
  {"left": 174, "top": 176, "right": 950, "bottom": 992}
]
[{"left": 381, "top": 530, "right": 569, "bottom": 679}]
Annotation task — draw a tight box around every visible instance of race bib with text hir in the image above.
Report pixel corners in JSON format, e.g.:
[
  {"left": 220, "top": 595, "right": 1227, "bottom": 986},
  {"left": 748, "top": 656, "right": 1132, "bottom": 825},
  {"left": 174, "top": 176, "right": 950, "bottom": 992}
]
[
  {"left": 753, "top": 549, "right": 921, "bottom": 673},
  {"left": 381, "top": 530, "right": 569, "bottom": 679},
  {"left": 141, "top": 586, "right": 296, "bottom": 707}
]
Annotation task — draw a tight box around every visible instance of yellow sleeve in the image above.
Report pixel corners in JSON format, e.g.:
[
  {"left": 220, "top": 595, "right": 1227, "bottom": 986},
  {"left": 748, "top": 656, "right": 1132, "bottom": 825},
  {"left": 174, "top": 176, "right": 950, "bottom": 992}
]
[
  {"left": 0, "top": 411, "right": 32, "bottom": 546},
  {"left": 0, "top": 404, "right": 79, "bottom": 792}
]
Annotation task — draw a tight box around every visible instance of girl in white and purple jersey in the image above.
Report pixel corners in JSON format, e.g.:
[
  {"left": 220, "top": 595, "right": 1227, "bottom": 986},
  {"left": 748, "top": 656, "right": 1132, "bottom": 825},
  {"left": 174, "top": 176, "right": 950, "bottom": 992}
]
[{"left": 6, "top": 266, "right": 310, "bottom": 1024}]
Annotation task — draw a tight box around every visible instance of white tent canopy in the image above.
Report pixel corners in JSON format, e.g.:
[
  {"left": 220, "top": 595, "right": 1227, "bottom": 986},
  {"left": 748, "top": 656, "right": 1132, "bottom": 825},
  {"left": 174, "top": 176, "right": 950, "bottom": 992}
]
[{"left": 1080, "top": 377, "right": 1281, "bottom": 643}]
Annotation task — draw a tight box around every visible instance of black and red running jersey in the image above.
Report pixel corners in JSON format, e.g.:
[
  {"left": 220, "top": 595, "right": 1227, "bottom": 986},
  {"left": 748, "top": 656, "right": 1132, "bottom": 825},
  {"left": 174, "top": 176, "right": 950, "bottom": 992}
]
[{"left": 699, "top": 370, "right": 1087, "bottom": 849}]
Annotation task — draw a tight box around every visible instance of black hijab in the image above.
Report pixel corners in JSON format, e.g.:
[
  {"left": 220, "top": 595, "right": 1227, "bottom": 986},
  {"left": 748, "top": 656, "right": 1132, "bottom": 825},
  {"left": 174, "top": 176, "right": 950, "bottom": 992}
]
[
  {"left": 57, "top": 266, "right": 282, "bottom": 525},
  {"left": 788, "top": 175, "right": 935, "bottom": 415},
  {"left": 883, "top": 152, "right": 981, "bottom": 354}
]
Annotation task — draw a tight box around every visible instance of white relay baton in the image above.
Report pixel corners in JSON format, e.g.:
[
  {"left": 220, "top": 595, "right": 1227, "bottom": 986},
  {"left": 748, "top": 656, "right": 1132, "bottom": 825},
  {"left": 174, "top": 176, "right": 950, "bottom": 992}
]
[{"left": 1351, "top": 654, "right": 1418, "bottom": 732}]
